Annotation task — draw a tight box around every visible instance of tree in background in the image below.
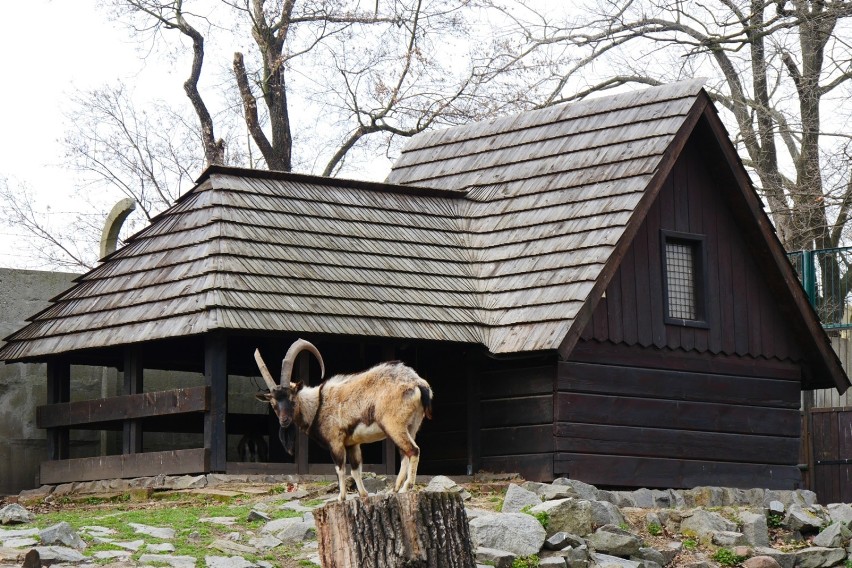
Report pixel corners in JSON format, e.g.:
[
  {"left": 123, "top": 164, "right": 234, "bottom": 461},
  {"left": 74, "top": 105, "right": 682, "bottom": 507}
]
[
  {"left": 498, "top": 0, "right": 852, "bottom": 253},
  {"left": 0, "top": 0, "right": 532, "bottom": 269}
]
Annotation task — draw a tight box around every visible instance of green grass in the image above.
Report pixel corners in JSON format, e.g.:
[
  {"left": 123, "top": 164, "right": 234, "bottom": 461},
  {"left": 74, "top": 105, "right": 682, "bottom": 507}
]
[
  {"left": 647, "top": 522, "right": 663, "bottom": 536},
  {"left": 712, "top": 547, "right": 747, "bottom": 566},
  {"left": 511, "top": 555, "right": 540, "bottom": 568},
  {"left": 33, "top": 495, "right": 304, "bottom": 565},
  {"left": 520, "top": 505, "right": 548, "bottom": 530}
]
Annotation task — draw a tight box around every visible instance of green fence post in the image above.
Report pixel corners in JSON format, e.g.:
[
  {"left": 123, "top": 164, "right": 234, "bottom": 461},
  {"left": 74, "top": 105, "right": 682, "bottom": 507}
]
[{"left": 802, "top": 250, "right": 815, "bottom": 305}]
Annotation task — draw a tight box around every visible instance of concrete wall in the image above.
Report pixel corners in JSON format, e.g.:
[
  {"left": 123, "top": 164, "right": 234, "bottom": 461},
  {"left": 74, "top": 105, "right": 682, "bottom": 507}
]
[
  {"left": 0, "top": 268, "right": 121, "bottom": 494},
  {"left": 0, "top": 268, "right": 269, "bottom": 494}
]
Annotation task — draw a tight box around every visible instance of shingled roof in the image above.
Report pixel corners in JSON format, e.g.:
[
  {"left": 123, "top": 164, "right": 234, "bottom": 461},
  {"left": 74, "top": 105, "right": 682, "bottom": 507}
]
[{"left": 4, "top": 80, "right": 831, "bottom": 373}]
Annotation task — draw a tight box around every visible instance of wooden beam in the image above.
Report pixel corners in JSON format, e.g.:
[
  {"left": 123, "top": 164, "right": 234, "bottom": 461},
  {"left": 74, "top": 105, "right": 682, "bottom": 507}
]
[
  {"left": 40, "top": 448, "right": 208, "bottom": 485},
  {"left": 123, "top": 348, "right": 143, "bottom": 454},
  {"left": 36, "top": 386, "right": 210, "bottom": 428},
  {"left": 205, "top": 333, "right": 228, "bottom": 473},
  {"left": 46, "top": 359, "right": 70, "bottom": 461},
  {"left": 466, "top": 357, "right": 481, "bottom": 476},
  {"left": 226, "top": 462, "right": 298, "bottom": 475}
]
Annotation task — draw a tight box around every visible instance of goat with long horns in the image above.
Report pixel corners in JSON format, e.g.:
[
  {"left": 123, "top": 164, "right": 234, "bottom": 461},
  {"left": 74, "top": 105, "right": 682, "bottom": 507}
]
[{"left": 254, "top": 339, "right": 433, "bottom": 501}]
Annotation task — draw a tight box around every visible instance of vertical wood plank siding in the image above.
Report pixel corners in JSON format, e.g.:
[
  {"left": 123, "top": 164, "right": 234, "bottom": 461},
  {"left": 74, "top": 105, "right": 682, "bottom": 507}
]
[{"left": 565, "top": 138, "right": 808, "bottom": 489}]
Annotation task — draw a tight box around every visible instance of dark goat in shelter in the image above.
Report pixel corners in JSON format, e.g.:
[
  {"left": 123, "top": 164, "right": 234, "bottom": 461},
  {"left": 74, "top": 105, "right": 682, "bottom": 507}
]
[{"left": 254, "top": 339, "right": 433, "bottom": 501}]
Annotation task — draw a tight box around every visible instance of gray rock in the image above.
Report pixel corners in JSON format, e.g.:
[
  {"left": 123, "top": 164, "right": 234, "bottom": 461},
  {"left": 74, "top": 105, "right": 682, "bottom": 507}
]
[
  {"left": 424, "top": 475, "right": 472, "bottom": 500},
  {"left": 167, "top": 474, "right": 208, "bottom": 490},
  {"left": 302, "top": 511, "right": 316, "bottom": 527},
  {"left": 33, "top": 546, "right": 87, "bottom": 564},
  {"left": 540, "top": 557, "right": 567, "bottom": 567},
  {"left": 148, "top": 543, "right": 177, "bottom": 553},
  {"left": 18, "top": 486, "right": 53, "bottom": 503},
  {"left": 93, "top": 550, "right": 133, "bottom": 560},
  {"left": 210, "top": 540, "right": 257, "bottom": 555},
  {"left": 592, "top": 552, "right": 641, "bottom": 567},
  {"left": 812, "top": 521, "right": 851, "bottom": 548},
  {"left": 113, "top": 539, "right": 146, "bottom": 551},
  {"left": 138, "top": 554, "right": 197, "bottom": 568},
  {"left": 679, "top": 509, "right": 736, "bottom": 541},
  {"left": 524, "top": 482, "right": 574, "bottom": 501},
  {"left": 469, "top": 513, "right": 546, "bottom": 557},
  {"left": 39, "top": 522, "right": 87, "bottom": 550},
  {"left": 632, "top": 547, "right": 666, "bottom": 567},
  {"left": 545, "top": 532, "right": 572, "bottom": 550},
  {"left": 587, "top": 525, "right": 641, "bottom": 557},
  {"left": 361, "top": 474, "right": 388, "bottom": 494},
  {"left": 767, "top": 500, "right": 785, "bottom": 515},
  {"left": 280, "top": 500, "right": 314, "bottom": 513},
  {"left": 630, "top": 489, "right": 656, "bottom": 509},
  {"left": 129, "top": 522, "right": 176, "bottom": 539},
  {"left": 651, "top": 490, "right": 676, "bottom": 509},
  {"left": 80, "top": 526, "right": 116, "bottom": 537},
  {"left": 596, "top": 490, "right": 626, "bottom": 507},
  {"left": 0, "top": 528, "right": 39, "bottom": 539},
  {"left": 465, "top": 507, "right": 494, "bottom": 520},
  {"left": 791, "top": 546, "right": 846, "bottom": 568},
  {"left": 2, "top": 537, "right": 37, "bottom": 548},
  {"left": 530, "top": 499, "right": 594, "bottom": 537},
  {"left": 752, "top": 547, "right": 794, "bottom": 568},
  {"left": 826, "top": 503, "right": 852, "bottom": 527},
  {"left": 711, "top": 531, "right": 748, "bottom": 547},
  {"left": 200, "top": 517, "right": 238, "bottom": 526},
  {"left": 784, "top": 506, "right": 825, "bottom": 533},
  {"left": 0, "top": 504, "right": 34, "bottom": 525},
  {"left": 247, "top": 535, "right": 283, "bottom": 551},
  {"left": 502, "top": 484, "right": 542, "bottom": 513},
  {"left": 247, "top": 510, "right": 271, "bottom": 522},
  {"left": 590, "top": 500, "right": 626, "bottom": 529},
  {"left": 274, "top": 519, "right": 315, "bottom": 544},
  {"left": 475, "top": 547, "right": 515, "bottom": 568},
  {"left": 565, "top": 544, "right": 591, "bottom": 568},
  {"left": 742, "top": 557, "right": 782, "bottom": 568},
  {"left": 739, "top": 511, "right": 770, "bottom": 547},
  {"left": 657, "top": 541, "right": 682, "bottom": 565},
  {"left": 552, "top": 479, "right": 600, "bottom": 501},
  {"left": 205, "top": 556, "right": 261, "bottom": 568}
]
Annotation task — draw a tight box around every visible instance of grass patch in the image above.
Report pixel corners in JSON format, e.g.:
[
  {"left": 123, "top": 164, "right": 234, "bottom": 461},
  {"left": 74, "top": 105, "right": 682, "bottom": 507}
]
[
  {"left": 520, "top": 505, "right": 548, "bottom": 530},
  {"left": 712, "top": 547, "right": 747, "bottom": 566},
  {"left": 511, "top": 555, "right": 540, "bottom": 568}
]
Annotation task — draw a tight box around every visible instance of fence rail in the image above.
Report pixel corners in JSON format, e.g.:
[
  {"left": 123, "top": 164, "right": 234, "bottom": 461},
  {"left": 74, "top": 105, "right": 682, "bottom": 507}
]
[{"left": 789, "top": 247, "right": 852, "bottom": 330}]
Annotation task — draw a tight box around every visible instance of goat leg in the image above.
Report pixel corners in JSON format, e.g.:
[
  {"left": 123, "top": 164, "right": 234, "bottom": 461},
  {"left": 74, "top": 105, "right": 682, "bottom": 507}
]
[{"left": 346, "top": 445, "right": 368, "bottom": 498}]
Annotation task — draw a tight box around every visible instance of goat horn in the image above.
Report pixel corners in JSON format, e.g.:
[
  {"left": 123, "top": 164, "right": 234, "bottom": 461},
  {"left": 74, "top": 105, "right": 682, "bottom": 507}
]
[
  {"left": 254, "top": 349, "right": 278, "bottom": 392},
  {"left": 280, "top": 338, "right": 325, "bottom": 385}
]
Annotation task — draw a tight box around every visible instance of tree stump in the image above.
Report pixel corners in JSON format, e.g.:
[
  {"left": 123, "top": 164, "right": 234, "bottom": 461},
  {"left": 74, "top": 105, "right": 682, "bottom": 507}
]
[{"left": 315, "top": 492, "right": 476, "bottom": 567}]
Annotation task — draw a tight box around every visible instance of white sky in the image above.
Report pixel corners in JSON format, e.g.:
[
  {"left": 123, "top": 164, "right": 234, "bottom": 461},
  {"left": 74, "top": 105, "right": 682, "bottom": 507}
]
[{"left": 0, "top": 1, "right": 186, "bottom": 270}]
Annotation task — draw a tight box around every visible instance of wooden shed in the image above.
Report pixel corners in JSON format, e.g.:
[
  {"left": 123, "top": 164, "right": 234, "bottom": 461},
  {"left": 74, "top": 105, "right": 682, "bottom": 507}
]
[{"left": 1, "top": 80, "right": 848, "bottom": 489}]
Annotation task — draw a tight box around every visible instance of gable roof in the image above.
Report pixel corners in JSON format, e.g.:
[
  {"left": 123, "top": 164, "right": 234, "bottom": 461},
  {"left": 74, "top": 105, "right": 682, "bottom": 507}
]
[{"left": 0, "top": 80, "right": 847, "bottom": 391}]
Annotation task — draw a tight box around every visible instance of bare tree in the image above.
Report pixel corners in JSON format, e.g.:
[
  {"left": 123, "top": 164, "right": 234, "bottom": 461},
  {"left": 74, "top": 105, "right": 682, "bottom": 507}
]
[{"left": 496, "top": 0, "right": 852, "bottom": 255}]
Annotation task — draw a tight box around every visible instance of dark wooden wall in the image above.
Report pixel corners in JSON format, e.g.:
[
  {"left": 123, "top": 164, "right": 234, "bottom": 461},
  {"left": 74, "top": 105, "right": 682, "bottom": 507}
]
[
  {"left": 477, "top": 355, "right": 555, "bottom": 481},
  {"left": 557, "top": 137, "right": 807, "bottom": 489}
]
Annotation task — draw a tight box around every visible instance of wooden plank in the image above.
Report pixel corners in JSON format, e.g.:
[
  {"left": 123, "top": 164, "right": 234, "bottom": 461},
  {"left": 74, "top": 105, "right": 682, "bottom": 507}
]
[
  {"left": 479, "top": 365, "right": 554, "bottom": 399},
  {"left": 567, "top": 341, "right": 802, "bottom": 380},
  {"left": 46, "top": 360, "right": 70, "bottom": 461},
  {"left": 480, "top": 453, "right": 553, "bottom": 482},
  {"left": 606, "top": 261, "right": 624, "bottom": 344},
  {"left": 556, "top": 392, "right": 800, "bottom": 437},
  {"left": 633, "top": 219, "right": 652, "bottom": 348},
  {"left": 482, "top": 424, "right": 553, "bottom": 456},
  {"left": 620, "top": 241, "right": 638, "bottom": 346},
  {"left": 481, "top": 395, "right": 553, "bottom": 428},
  {"left": 37, "top": 386, "right": 210, "bottom": 429},
  {"left": 466, "top": 359, "right": 481, "bottom": 476},
  {"left": 123, "top": 348, "right": 143, "bottom": 454},
  {"left": 558, "top": 361, "right": 801, "bottom": 409},
  {"left": 555, "top": 422, "right": 798, "bottom": 465},
  {"left": 554, "top": 453, "right": 801, "bottom": 489},
  {"left": 40, "top": 448, "right": 209, "bottom": 484},
  {"left": 205, "top": 333, "right": 228, "bottom": 473}
]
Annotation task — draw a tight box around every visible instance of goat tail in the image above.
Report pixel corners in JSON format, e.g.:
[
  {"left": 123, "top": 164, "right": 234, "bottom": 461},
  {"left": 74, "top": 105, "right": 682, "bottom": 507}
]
[{"left": 419, "top": 384, "right": 433, "bottom": 420}]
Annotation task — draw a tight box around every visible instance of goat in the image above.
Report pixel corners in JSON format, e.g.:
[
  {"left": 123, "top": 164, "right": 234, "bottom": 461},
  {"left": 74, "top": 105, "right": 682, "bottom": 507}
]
[
  {"left": 237, "top": 433, "right": 268, "bottom": 463},
  {"left": 254, "top": 339, "right": 433, "bottom": 501}
]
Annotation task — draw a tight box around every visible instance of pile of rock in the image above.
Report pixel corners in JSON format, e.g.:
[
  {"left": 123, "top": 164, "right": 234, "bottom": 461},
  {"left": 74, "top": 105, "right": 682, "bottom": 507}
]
[
  {"left": 448, "top": 477, "right": 852, "bottom": 568},
  {"left": 3, "top": 474, "right": 852, "bottom": 568}
]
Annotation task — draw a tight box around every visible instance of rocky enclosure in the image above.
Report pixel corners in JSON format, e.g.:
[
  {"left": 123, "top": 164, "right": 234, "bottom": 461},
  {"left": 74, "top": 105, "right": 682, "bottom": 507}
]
[{"left": 1, "top": 474, "right": 850, "bottom": 568}]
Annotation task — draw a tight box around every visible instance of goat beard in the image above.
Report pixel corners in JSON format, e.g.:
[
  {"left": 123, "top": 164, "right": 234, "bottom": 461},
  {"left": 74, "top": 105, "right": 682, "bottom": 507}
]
[{"left": 279, "top": 424, "right": 297, "bottom": 455}]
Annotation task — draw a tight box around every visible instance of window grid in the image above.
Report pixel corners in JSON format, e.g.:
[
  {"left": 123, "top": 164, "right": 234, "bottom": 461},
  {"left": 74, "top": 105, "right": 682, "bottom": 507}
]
[{"left": 665, "top": 241, "right": 697, "bottom": 320}]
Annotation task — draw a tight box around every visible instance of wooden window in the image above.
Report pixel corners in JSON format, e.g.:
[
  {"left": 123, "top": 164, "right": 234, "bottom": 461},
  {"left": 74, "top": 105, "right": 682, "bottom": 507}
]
[{"left": 662, "top": 231, "right": 707, "bottom": 327}]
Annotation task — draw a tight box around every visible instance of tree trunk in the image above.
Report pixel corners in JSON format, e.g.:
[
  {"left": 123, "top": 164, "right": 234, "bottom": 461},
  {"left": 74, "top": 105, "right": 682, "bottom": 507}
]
[{"left": 315, "top": 492, "right": 476, "bottom": 568}]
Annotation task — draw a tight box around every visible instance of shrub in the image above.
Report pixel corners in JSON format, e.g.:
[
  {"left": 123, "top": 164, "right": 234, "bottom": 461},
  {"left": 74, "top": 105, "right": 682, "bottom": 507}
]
[
  {"left": 647, "top": 522, "right": 663, "bottom": 536},
  {"left": 512, "top": 556, "right": 540, "bottom": 568},
  {"left": 712, "top": 547, "right": 747, "bottom": 566}
]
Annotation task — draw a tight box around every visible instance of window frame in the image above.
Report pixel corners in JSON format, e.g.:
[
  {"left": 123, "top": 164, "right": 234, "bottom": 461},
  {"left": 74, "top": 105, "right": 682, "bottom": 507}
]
[{"left": 660, "top": 230, "right": 709, "bottom": 328}]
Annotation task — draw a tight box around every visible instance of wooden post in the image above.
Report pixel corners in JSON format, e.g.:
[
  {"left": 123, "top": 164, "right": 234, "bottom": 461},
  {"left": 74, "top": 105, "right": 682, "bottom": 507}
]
[
  {"left": 46, "top": 359, "right": 70, "bottom": 460},
  {"left": 315, "top": 493, "right": 475, "bottom": 568},
  {"left": 382, "top": 345, "right": 397, "bottom": 475},
  {"left": 205, "top": 333, "right": 228, "bottom": 472},
  {"left": 123, "top": 348, "right": 143, "bottom": 454},
  {"left": 466, "top": 355, "right": 481, "bottom": 476}
]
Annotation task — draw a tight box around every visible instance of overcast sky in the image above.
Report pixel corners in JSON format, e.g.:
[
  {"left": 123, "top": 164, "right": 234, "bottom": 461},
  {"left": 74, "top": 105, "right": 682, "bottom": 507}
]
[{"left": 0, "top": 1, "right": 181, "bottom": 270}]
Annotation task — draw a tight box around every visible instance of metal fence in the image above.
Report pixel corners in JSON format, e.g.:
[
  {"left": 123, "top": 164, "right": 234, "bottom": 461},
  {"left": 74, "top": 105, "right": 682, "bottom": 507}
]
[{"left": 789, "top": 247, "right": 852, "bottom": 330}]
